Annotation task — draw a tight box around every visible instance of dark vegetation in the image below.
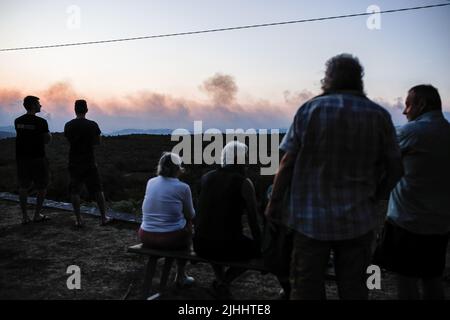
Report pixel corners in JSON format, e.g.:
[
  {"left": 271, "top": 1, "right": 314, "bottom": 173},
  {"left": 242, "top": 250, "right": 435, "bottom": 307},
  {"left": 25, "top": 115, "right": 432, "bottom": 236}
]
[{"left": 0, "top": 133, "right": 281, "bottom": 215}]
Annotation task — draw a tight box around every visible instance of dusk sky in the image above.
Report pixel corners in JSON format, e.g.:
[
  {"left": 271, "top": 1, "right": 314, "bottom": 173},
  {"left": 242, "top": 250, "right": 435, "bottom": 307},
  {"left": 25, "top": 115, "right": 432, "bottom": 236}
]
[{"left": 1, "top": 0, "right": 449, "bottom": 132}]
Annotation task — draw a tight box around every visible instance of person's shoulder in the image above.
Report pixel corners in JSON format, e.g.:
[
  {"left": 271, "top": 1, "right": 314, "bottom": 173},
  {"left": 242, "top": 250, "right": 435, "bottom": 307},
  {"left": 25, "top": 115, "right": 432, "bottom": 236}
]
[
  {"left": 35, "top": 115, "right": 48, "bottom": 124},
  {"left": 87, "top": 119, "right": 99, "bottom": 127}
]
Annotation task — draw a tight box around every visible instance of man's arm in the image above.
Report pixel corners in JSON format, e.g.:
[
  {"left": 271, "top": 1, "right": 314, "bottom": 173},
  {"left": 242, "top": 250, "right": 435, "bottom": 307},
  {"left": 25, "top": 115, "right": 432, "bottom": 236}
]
[
  {"left": 43, "top": 120, "right": 51, "bottom": 144},
  {"left": 93, "top": 134, "right": 101, "bottom": 145},
  {"left": 264, "top": 152, "right": 295, "bottom": 221},
  {"left": 43, "top": 132, "right": 52, "bottom": 144},
  {"left": 93, "top": 122, "right": 102, "bottom": 145},
  {"left": 241, "top": 178, "right": 261, "bottom": 245}
]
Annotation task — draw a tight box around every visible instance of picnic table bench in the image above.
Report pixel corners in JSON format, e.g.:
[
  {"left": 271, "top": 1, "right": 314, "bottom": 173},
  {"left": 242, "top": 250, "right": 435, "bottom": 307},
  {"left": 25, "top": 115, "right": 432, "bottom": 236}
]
[
  {"left": 127, "top": 243, "right": 336, "bottom": 299},
  {"left": 127, "top": 244, "right": 271, "bottom": 298}
]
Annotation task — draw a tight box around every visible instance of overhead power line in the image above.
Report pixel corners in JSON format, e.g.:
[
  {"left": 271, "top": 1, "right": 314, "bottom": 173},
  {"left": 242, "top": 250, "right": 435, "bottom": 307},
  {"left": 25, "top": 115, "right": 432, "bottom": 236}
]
[{"left": 1, "top": 3, "right": 449, "bottom": 52}]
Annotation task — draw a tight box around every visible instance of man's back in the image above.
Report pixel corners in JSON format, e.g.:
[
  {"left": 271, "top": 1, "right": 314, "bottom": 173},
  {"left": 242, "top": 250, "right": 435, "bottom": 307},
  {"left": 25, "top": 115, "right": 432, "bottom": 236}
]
[
  {"left": 282, "top": 93, "right": 400, "bottom": 240},
  {"left": 14, "top": 114, "right": 49, "bottom": 160},
  {"left": 64, "top": 118, "right": 101, "bottom": 165},
  {"left": 388, "top": 111, "right": 450, "bottom": 234}
]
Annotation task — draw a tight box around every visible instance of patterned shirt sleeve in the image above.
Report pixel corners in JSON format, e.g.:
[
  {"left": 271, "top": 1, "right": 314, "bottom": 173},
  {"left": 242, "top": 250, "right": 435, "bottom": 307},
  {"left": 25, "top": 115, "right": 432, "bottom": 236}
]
[{"left": 280, "top": 113, "right": 301, "bottom": 154}]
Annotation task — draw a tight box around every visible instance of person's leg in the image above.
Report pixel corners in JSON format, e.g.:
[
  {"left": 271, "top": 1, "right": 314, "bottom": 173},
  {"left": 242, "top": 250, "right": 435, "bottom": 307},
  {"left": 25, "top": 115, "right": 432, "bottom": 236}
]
[
  {"left": 224, "top": 267, "right": 247, "bottom": 284},
  {"left": 276, "top": 275, "right": 291, "bottom": 299},
  {"left": 19, "top": 188, "right": 29, "bottom": 223},
  {"left": 290, "top": 232, "right": 330, "bottom": 300},
  {"left": 71, "top": 193, "right": 83, "bottom": 226},
  {"left": 69, "top": 166, "right": 83, "bottom": 227},
  {"left": 86, "top": 166, "right": 108, "bottom": 225},
  {"left": 211, "top": 264, "right": 225, "bottom": 282},
  {"left": 17, "top": 160, "right": 31, "bottom": 223},
  {"left": 333, "top": 231, "right": 374, "bottom": 300},
  {"left": 33, "top": 189, "right": 47, "bottom": 220},
  {"left": 174, "top": 259, "right": 194, "bottom": 287},
  {"left": 397, "top": 274, "right": 420, "bottom": 299},
  {"left": 422, "top": 277, "right": 445, "bottom": 300},
  {"left": 95, "top": 191, "right": 108, "bottom": 225}
]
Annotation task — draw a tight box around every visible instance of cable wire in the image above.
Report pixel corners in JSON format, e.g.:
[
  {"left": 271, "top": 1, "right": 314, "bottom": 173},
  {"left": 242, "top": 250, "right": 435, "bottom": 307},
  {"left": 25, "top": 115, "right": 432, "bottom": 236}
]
[{"left": 1, "top": 3, "right": 449, "bottom": 52}]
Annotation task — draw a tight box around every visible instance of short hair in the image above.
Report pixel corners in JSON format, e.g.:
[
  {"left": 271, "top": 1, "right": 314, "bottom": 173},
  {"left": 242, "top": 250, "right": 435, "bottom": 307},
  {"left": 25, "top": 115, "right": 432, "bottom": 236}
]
[
  {"left": 408, "top": 84, "right": 442, "bottom": 112},
  {"left": 75, "top": 99, "right": 88, "bottom": 114},
  {"left": 23, "top": 96, "right": 40, "bottom": 111},
  {"left": 221, "top": 141, "right": 248, "bottom": 167},
  {"left": 157, "top": 152, "right": 183, "bottom": 177},
  {"left": 321, "top": 53, "right": 364, "bottom": 94}
]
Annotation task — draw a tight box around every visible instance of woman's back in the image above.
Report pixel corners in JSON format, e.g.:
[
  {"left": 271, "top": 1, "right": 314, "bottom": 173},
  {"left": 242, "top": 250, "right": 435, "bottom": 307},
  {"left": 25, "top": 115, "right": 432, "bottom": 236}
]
[{"left": 141, "top": 176, "right": 193, "bottom": 233}]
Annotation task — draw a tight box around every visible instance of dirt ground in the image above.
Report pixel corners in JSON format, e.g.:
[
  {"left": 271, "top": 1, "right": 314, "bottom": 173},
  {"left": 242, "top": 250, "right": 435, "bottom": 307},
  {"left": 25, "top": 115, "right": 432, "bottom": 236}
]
[{"left": 0, "top": 200, "right": 448, "bottom": 300}]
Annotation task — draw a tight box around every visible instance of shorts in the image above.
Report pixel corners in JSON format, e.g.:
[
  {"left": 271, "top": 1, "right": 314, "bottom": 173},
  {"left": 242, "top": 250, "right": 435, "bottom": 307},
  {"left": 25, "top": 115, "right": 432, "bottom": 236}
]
[
  {"left": 69, "top": 164, "right": 103, "bottom": 195},
  {"left": 138, "top": 224, "right": 192, "bottom": 250},
  {"left": 17, "top": 157, "right": 49, "bottom": 189},
  {"left": 373, "top": 220, "right": 449, "bottom": 279}
]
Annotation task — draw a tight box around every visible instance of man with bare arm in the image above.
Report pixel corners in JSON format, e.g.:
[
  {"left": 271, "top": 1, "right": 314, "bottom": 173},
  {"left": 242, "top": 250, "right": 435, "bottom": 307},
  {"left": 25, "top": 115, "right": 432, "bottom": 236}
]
[
  {"left": 64, "top": 100, "right": 109, "bottom": 227},
  {"left": 15, "top": 95, "right": 52, "bottom": 224}
]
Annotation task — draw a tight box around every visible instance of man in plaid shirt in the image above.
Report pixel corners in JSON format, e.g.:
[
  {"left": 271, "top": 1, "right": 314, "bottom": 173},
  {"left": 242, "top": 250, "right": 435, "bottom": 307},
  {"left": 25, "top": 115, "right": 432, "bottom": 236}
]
[{"left": 266, "top": 53, "right": 403, "bottom": 299}]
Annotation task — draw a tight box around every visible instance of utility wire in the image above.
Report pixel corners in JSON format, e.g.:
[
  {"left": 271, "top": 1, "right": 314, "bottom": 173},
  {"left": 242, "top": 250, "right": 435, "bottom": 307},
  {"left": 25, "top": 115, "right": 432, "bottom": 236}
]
[{"left": 1, "top": 3, "right": 449, "bottom": 52}]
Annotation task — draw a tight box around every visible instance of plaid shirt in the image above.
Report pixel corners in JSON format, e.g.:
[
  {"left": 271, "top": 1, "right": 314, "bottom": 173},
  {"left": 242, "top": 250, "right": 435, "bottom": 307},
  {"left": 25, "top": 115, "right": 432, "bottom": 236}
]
[{"left": 280, "top": 92, "right": 402, "bottom": 241}]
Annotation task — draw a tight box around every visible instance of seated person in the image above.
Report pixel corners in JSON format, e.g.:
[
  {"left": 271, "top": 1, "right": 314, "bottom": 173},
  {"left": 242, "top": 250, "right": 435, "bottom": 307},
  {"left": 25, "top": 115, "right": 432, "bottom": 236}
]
[
  {"left": 193, "top": 141, "right": 261, "bottom": 296},
  {"left": 138, "top": 152, "right": 195, "bottom": 287}
]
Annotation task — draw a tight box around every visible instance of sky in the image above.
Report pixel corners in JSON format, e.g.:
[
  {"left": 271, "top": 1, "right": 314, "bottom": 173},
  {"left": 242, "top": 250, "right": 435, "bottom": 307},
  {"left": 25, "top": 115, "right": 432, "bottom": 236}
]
[{"left": 0, "top": 0, "right": 449, "bottom": 132}]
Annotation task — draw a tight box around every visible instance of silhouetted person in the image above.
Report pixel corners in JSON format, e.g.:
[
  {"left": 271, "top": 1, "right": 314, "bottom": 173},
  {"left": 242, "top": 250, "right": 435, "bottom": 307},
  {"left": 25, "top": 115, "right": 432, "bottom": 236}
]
[
  {"left": 266, "top": 53, "right": 403, "bottom": 299},
  {"left": 14, "top": 95, "right": 52, "bottom": 224},
  {"left": 374, "top": 85, "right": 450, "bottom": 299},
  {"left": 64, "top": 100, "right": 108, "bottom": 227},
  {"left": 194, "top": 141, "right": 261, "bottom": 298}
]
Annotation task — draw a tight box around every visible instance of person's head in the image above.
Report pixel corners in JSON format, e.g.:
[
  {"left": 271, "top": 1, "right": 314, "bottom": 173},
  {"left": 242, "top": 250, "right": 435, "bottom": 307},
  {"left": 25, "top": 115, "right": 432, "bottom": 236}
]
[
  {"left": 75, "top": 99, "right": 88, "bottom": 116},
  {"left": 221, "top": 141, "right": 248, "bottom": 167},
  {"left": 404, "top": 85, "right": 442, "bottom": 122},
  {"left": 321, "top": 53, "right": 365, "bottom": 94},
  {"left": 157, "top": 152, "right": 184, "bottom": 177},
  {"left": 23, "top": 95, "right": 41, "bottom": 113}
]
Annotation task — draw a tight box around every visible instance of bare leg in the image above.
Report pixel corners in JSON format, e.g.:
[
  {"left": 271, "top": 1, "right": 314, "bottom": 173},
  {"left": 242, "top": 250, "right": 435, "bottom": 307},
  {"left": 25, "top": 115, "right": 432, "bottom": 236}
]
[
  {"left": 71, "top": 193, "right": 83, "bottom": 226},
  {"left": 397, "top": 274, "right": 420, "bottom": 299},
  {"left": 276, "top": 275, "right": 291, "bottom": 299},
  {"left": 33, "top": 189, "right": 46, "bottom": 219},
  {"left": 175, "top": 259, "right": 194, "bottom": 287},
  {"left": 422, "top": 277, "right": 445, "bottom": 300},
  {"left": 96, "top": 192, "right": 108, "bottom": 225},
  {"left": 19, "top": 188, "right": 29, "bottom": 223},
  {"left": 212, "top": 264, "right": 225, "bottom": 283}
]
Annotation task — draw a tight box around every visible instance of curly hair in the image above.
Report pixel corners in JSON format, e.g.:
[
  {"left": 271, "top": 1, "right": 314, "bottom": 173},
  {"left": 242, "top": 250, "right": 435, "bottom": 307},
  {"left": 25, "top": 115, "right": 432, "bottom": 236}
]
[{"left": 321, "top": 53, "right": 365, "bottom": 94}]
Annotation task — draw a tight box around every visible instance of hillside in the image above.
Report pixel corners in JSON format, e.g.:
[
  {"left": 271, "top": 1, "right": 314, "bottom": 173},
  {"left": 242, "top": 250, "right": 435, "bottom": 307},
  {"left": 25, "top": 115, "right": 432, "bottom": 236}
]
[{"left": 0, "top": 134, "right": 278, "bottom": 214}]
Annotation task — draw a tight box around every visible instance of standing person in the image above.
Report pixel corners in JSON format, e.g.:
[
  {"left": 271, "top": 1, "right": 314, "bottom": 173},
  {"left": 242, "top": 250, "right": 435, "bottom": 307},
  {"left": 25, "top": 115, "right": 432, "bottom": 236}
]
[
  {"left": 193, "top": 141, "right": 261, "bottom": 298},
  {"left": 138, "top": 152, "right": 196, "bottom": 287},
  {"left": 14, "top": 95, "right": 52, "bottom": 224},
  {"left": 64, "top": 100, "right": 109, "bottom": 227},
  {"left": 374, "top": 85, "right": 450, "bottom": 299},
  {"left": 265, "top": 53, "right": 403, "bottom": 300}
]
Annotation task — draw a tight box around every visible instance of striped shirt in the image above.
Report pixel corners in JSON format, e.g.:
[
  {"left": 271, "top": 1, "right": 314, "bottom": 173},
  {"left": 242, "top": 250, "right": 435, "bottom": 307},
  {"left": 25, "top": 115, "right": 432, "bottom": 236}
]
[{"left": 280, "top": 92, "right": 402, "bottom": 240}]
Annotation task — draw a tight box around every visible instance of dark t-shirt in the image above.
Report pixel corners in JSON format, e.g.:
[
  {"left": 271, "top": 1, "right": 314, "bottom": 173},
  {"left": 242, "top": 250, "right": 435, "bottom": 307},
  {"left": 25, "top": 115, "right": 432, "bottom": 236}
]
[
  {"left": 64, "top": 118, "right": 101, "bottom": 166},
  {"left": 14, "top": 114, "right": 49, "bottom": 160},
  {"left": 195, "top": 165, "right": 246, "bottom": 241}
]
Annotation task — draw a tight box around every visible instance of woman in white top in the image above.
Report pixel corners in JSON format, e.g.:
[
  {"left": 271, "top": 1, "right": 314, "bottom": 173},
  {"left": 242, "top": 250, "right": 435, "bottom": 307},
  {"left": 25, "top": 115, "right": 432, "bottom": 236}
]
[{"left": 138, "top": 152, "right": 195, "bottom": 287}]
